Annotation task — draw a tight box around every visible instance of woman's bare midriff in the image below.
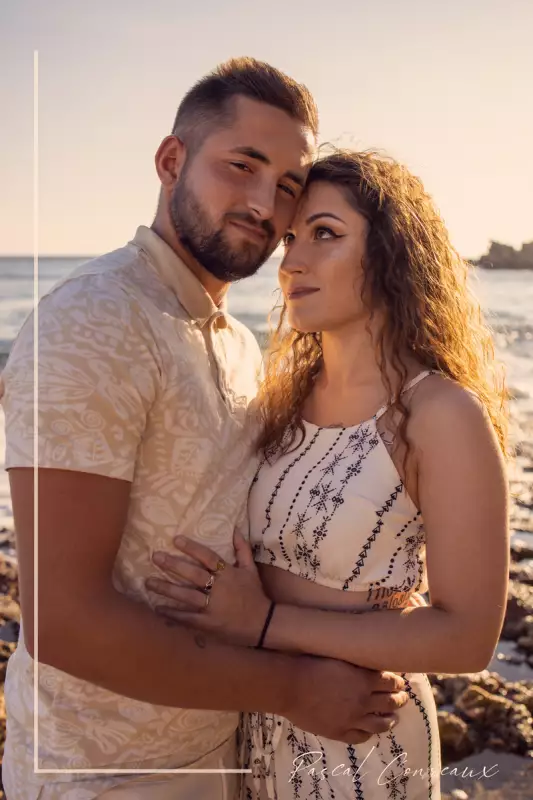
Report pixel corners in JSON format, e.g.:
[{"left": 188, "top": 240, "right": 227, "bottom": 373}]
[{"left": 258, "top": 563, "right": 415, "bottom": 613}]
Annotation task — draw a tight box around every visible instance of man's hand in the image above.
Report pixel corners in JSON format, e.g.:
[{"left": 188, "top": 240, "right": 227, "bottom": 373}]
[{"left": 283, "top": 658, "right": 408, "bottom": 744}]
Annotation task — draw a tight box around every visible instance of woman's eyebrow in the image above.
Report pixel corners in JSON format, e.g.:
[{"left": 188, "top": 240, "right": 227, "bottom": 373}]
[{"left": 305, "top": 212, "right": 345, "bottom": 225}]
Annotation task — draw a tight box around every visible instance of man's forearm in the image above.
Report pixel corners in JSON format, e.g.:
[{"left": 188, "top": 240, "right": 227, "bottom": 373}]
[{"left": 37, "top": 588, "right": 294, "bottom": 714}]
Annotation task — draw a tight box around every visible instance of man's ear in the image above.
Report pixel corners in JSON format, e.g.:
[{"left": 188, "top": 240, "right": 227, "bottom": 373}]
[{"left": 154, "top": 135, "right": 187, "bottom": 190}]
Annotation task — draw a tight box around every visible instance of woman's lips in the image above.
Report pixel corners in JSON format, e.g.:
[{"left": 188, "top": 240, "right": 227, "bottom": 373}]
[{"left": 287, "top": 288, "right": 320, "bottom": 300}]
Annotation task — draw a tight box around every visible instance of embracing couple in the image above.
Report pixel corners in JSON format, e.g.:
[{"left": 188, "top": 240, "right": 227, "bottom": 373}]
[{"left": 0, "top": 58, "right": 509, "bottom": 799}]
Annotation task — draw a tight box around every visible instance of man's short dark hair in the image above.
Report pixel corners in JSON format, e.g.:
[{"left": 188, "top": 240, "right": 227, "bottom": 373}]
[{"left": 172, "top": 57, "right": 318, "bottom": 151}]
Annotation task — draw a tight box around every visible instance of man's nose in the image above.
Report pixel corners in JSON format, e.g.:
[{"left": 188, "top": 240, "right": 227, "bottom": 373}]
[{"left": 246, "top": 180, "right": 277, "bottom": 221}]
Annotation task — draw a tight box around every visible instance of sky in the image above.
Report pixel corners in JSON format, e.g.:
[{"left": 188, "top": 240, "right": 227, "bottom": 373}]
[{"left": 1, "top": 0, "right": 532, "bottom": 259}]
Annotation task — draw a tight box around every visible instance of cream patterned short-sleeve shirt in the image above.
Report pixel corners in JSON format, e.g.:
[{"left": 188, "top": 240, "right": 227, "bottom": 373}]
[{"left": 1, "top": 227, "right": 262, "bottom": 782}]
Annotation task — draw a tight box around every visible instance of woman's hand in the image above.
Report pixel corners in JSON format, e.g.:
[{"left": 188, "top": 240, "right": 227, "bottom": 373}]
[{"left": 146, "top": 532, "right": 272, "bottom": 647}]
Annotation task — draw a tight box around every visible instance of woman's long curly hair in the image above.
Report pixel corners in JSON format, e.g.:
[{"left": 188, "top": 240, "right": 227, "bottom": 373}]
[{"left": 256, "top": 149, "right": 508, "bottom": 461}]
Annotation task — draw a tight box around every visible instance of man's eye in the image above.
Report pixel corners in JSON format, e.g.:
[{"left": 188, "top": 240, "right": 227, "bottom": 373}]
[
  {"left": 231, "top": 162, "right": 252, "bottom": 172},
  {"left": 278, "top": 184, "right": 296, "bottom": 198}
]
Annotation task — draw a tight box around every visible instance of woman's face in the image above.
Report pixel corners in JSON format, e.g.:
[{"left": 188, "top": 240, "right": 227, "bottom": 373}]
[{"left": 279, "top": 181, "right": 370, "bottom": 334}]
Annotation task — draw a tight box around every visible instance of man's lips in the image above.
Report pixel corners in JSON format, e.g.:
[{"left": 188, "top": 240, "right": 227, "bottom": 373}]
[
  {"left": 287, "top": 287, "right": 320, "bottom": 300},
  {"left": 228, "top": 220, "right": 268, "bottom": 241}
]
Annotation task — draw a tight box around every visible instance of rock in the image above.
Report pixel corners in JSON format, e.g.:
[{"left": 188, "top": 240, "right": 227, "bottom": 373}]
[
  {"left": 0, "top": 530, "right": 14, "bottom": 549},
  {"left": 0, "top": 640, "right": 15, "bottom": 683},
  {"left": 438, "top": 711, "right": 475, "bottom": 763},
  {"left": 505, "top": 683, "right": 533, "bottom": 715},
  {"left": 509, "top": 561, "right": 533, "bottom": 585},
  {"left": 511, "top": 540, "right": 533, "bottom": 562},
  {"left": 0, "top": 686, "right": 5, "bottom": 760},
  {"left": 0, "top": 595, "right": 20, "bottom": 627},
  {"left": 432, "top": 684, "right": 446, "bottom": 706},
  {"left": 501, "top": 581, "right": 533, "bottom": 639},
  {"left": 455, "top": 685, "right": 533, "bottom": 756},
  {"left": 0, "top": 553, "right": 18, "bottom": 604},
  {"left": 477, "top": 240, "right": 533, "bottom": 270},
  {"left": 517, "top": 636, "right": 533, "bottom": 655}
]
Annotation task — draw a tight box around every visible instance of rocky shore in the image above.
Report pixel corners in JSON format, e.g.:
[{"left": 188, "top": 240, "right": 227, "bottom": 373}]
[
  {"left": 0, "top": 412, "right": 532, "bottom": 798},
  {"left": 475, "top": 240, "right": 533, "bottom": 271}
]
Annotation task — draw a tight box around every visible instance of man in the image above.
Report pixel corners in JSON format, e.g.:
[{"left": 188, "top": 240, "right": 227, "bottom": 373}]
[{"left": 1, "top": 58, "right": 407, "bottom": 799}]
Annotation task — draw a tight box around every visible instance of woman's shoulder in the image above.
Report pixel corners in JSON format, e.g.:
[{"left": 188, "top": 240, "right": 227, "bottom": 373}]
[{"left": 408, "top": 371, "right": 498, "bottom": 455}]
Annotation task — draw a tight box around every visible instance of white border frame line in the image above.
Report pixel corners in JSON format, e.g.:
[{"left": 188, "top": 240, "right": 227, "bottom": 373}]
[
  {"left": 33, "top": 48, "right": 40, "bottom": 776},
  {"left": 32, "top": 49, "right": 250, "bottom": 777}
]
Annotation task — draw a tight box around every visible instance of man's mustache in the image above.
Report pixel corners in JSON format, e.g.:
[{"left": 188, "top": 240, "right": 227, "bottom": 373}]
[{"left": 225, "top": 212, "right": 274, "bottom": 241}]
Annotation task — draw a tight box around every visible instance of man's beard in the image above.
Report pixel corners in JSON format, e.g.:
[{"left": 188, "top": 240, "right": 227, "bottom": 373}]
[{"left": 170, "top": 173, "right": 275, "bottom": 283}]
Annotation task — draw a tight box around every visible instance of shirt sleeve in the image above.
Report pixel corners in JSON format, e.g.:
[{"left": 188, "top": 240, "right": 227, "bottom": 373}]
[{"left": 1, "top": 275, "right": 161, "bottom": 482}]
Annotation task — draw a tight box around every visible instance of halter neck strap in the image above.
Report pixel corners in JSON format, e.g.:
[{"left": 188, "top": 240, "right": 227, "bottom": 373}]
[{"left": 374, "top": 370, "right": 435, "bottom": 421}]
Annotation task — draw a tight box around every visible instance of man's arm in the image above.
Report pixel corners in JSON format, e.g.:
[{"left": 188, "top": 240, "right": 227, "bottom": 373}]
[
  {"left": 12, "top": 466, "right": 292, "bottom": 712},
  {"left": 11, "top": 466, "right": 406, "bottom": 740}
]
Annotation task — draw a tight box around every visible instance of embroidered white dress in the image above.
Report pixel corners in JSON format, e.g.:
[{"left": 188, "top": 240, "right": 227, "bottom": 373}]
[{"left": 241, "top": 372, "right": 441, "bottom": 800}]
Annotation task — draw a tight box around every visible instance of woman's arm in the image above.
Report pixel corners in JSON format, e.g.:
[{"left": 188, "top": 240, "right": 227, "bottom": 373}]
[
  {"left": 261, "top": 383, "right": 509, "bottom": 674},
  {"left": 150, "top": 383, "right": 509, "bottom": 674}
]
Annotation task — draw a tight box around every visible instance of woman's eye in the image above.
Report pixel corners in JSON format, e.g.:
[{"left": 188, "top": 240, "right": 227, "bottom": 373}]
[{"left": 315, "top": 226, "right": 336, "bottom": 240}]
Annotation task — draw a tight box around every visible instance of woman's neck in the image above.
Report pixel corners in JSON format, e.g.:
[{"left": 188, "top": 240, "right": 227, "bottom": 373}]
[
  {"left": 319, "top": 321, "right": 384, "bottom": 393},
  {"left": 318, "top": 320, "right": 422, "bottom": 400}
]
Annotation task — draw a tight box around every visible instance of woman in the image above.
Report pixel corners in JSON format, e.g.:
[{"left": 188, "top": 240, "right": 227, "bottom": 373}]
[{"left": 148, "top": 150, "right": 509, "bottom": 799}]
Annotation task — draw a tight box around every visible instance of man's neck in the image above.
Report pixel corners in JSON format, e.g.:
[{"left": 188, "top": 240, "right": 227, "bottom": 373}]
[{"left": 150, "top": 219, "right": 229, "bottom": 308}]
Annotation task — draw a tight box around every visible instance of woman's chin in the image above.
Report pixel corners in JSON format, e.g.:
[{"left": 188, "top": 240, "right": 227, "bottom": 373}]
[{"left": 287, "top": 314, "right": 321, "bottom": 335}]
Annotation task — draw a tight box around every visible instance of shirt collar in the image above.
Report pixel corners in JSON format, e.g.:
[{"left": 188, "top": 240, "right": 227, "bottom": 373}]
[{"left": 131, "top": 225, "right": 228, "bottom": 328}]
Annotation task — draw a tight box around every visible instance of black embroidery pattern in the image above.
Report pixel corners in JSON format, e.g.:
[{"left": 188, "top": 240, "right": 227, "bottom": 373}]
[
  {"left": 257, "top": 428, "right": 323, "bottom": 567},
  {"left": 289, "top": 423, "right": 379, "bottom": 580},
  {"left": 402, "top": 523, "right": 426, "bottom": 593},
  {"left": 403, "top": 676, "right": 434, "bottom": 800},
  {"left": 342, "top": 482, "right": 403, "bottom": 590},
  {"left": 346, "top": 744, "right": 366, "bottom": 799},
  {"left": 374, "top": 730, "right": 409, "bottom": 800}
]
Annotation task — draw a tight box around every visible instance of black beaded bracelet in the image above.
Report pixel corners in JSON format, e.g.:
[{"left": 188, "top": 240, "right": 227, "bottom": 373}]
[{"left": 255, "top": 601, "right": 276, "bottom": 650}]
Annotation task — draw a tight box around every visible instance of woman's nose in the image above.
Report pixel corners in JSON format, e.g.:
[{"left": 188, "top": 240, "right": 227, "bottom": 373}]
[{"left": 280, "top": 251, "right": 307, "bottom": 276}]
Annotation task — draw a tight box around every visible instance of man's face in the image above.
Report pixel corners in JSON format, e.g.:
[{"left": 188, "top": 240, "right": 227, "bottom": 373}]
[{"left": 170, "top": 96, "right": 315, "bottom": 282}]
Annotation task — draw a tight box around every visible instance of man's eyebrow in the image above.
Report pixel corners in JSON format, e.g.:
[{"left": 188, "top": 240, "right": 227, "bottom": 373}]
[
  {"left": 305, "top": 212, "right": 346, "bottom": 225},
  {"left": 229, "top": 147, "right": 306, "bottom": 188}
]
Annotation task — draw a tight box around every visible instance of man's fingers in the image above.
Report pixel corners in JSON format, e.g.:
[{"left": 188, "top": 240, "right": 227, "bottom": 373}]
[
  {"left": 374, "top": 672, "right": 407, "bottom": 693},
  {"left": 152, "top": 553, "right": 210, "bottom": 588},
  {"left": 356, "top": 713, "right": 400, "bottom": 735},
  {"left": 368, "top": 691, "right": 409, "bottom": 716},
  {"left": 234, "top": 532, "right": 255, "bottom": 570},
  {"left": 173, "top": 535, "right": 222, "bottom": 572},
  {"left": 155, "top": 606, "right": 206, "bottom": 626},
  {"left": 146, "top": 578, "right": 206, "bottom": 610}
]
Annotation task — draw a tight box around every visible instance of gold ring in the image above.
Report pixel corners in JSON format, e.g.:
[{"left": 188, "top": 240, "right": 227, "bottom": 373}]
[
  {"left": 204, "top": 574, "right": 215, "bottom": 593},
  {"left": 215, "top": 559, "right": 226, "bottom": 572}
]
